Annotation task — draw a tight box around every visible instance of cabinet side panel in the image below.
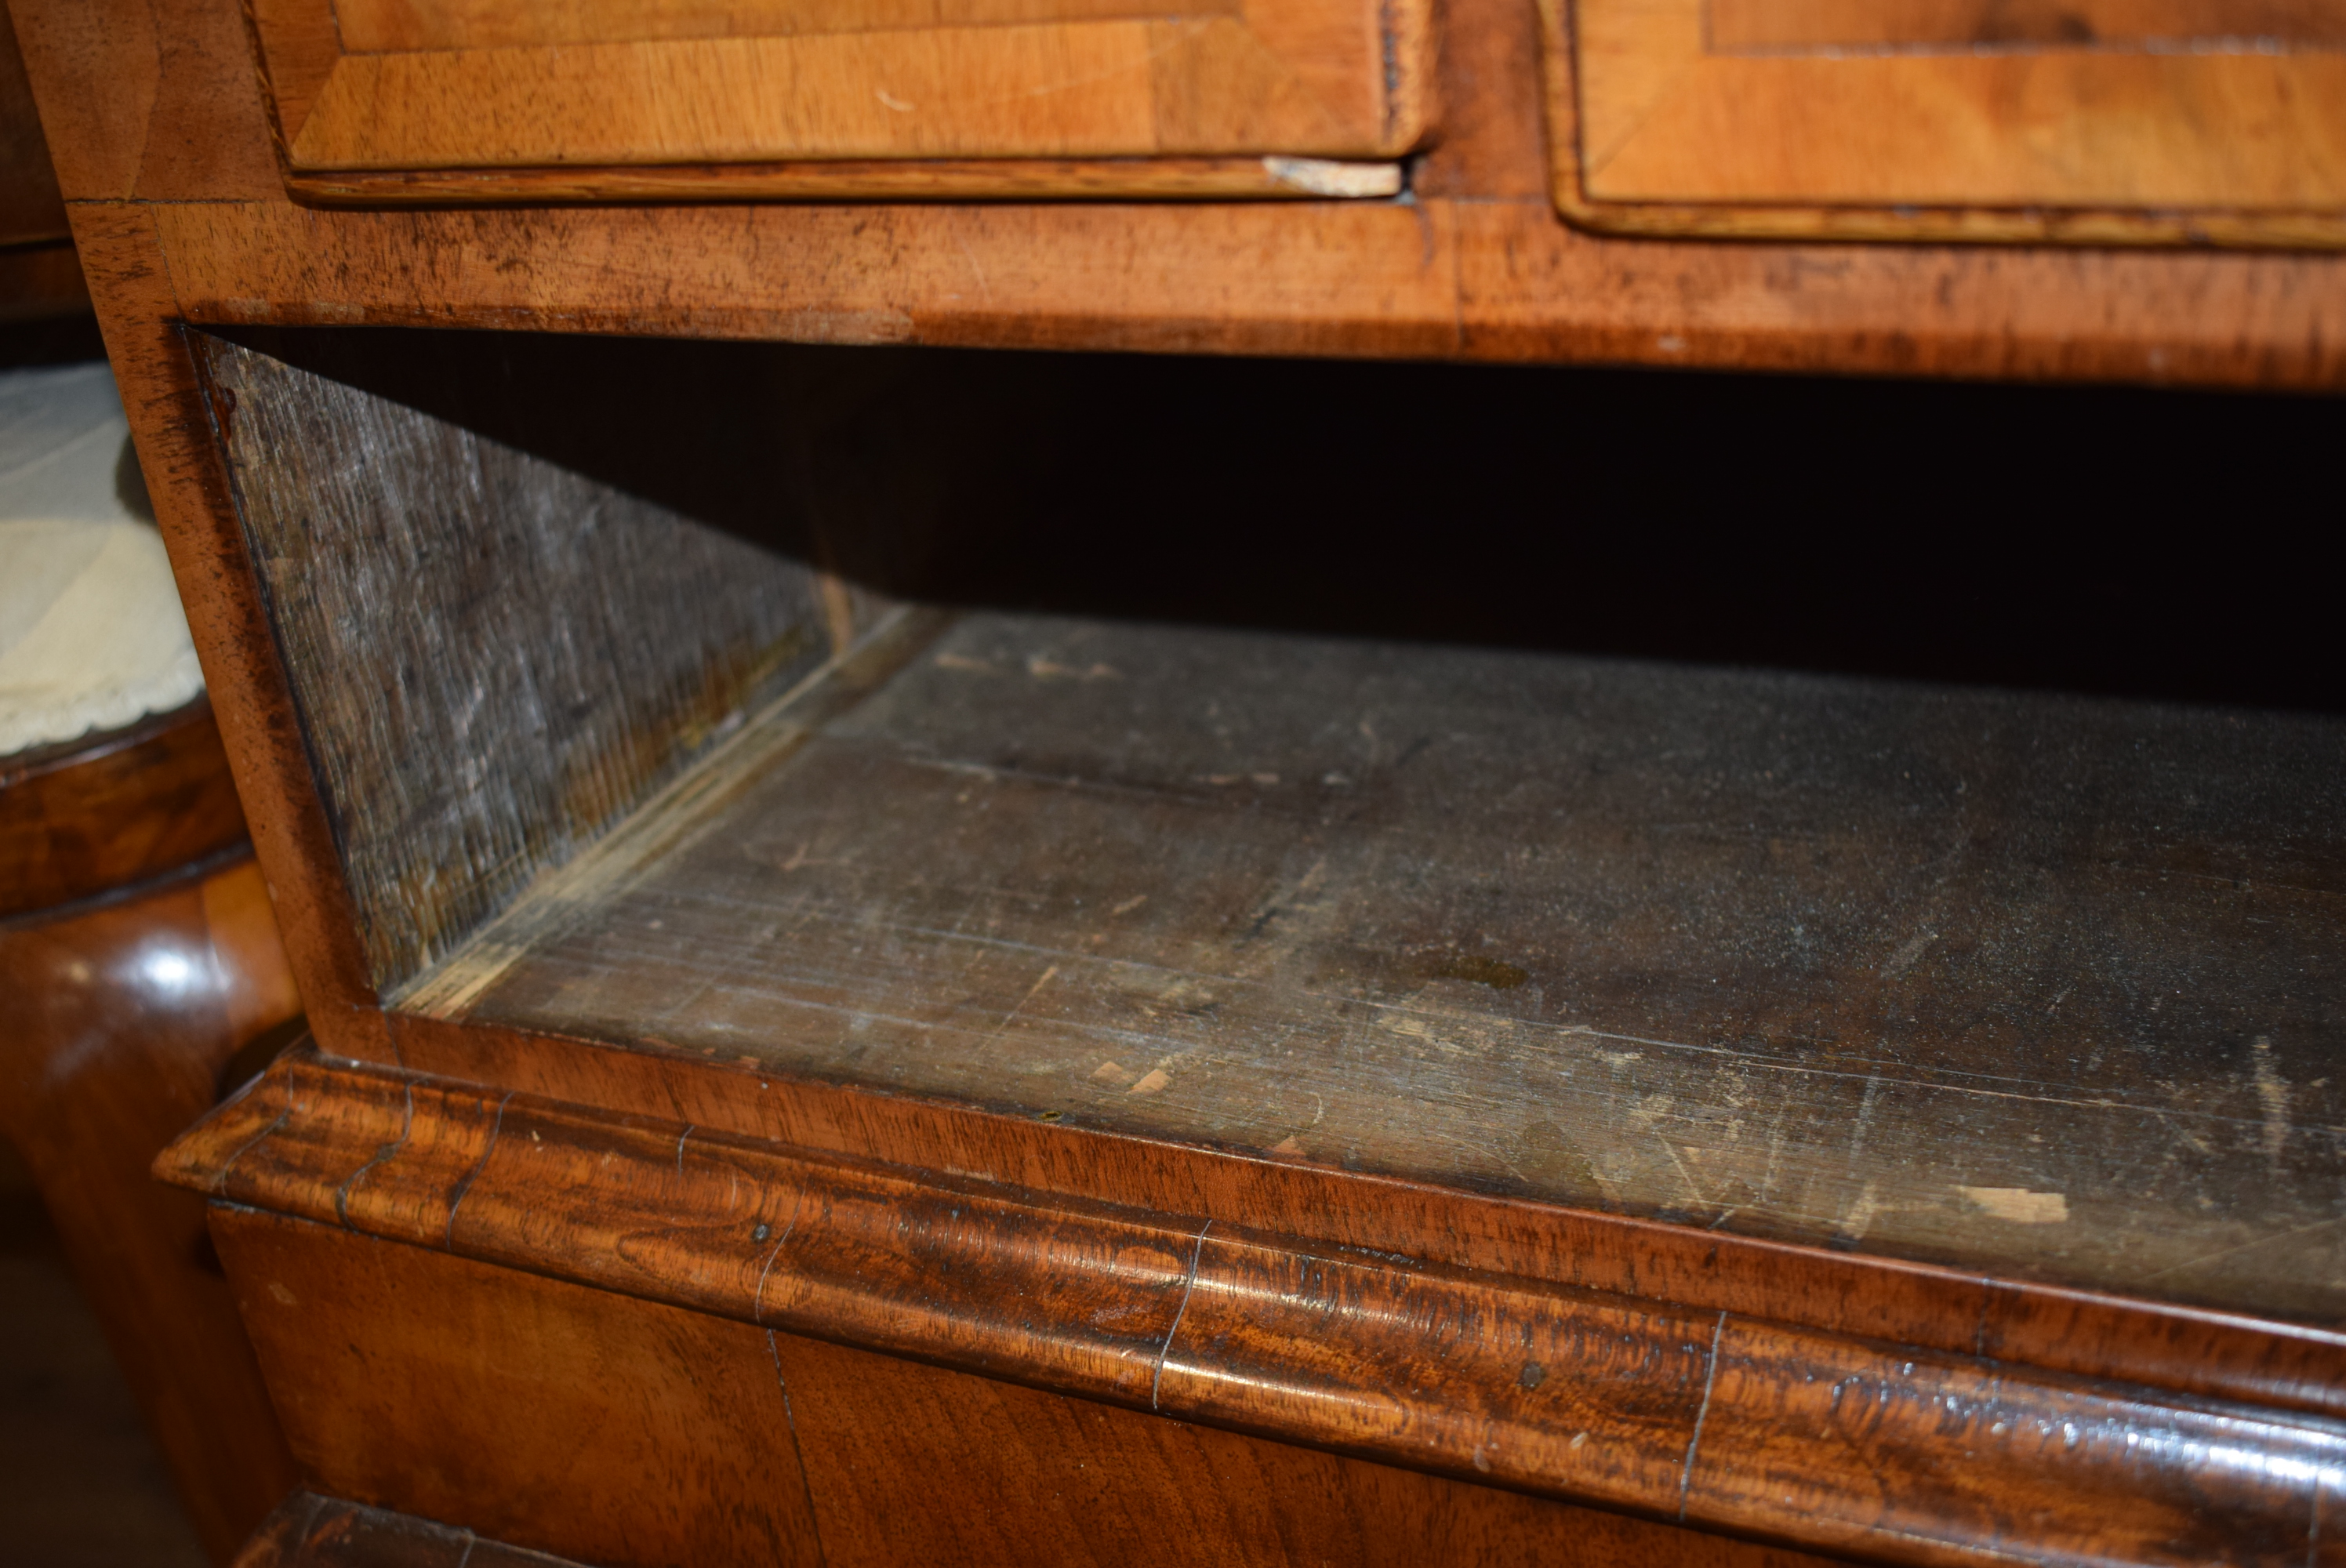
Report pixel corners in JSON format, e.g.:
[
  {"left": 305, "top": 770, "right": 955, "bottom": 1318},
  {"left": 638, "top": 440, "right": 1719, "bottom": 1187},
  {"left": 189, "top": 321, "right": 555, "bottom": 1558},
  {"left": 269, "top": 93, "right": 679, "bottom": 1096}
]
[{"left": 191, "top": 332, "right": 831, "bottom": 989}]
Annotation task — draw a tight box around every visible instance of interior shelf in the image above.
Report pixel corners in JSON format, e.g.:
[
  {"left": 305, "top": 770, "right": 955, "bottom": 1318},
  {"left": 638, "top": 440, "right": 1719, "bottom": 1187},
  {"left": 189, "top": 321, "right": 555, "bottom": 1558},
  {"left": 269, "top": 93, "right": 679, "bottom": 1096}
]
[
  {"left": 394, "top": 605, "right": 2346, "bottom": 1326},
  {"left": 192, "top": 325, "right": 2346, "bottom": 1331}
]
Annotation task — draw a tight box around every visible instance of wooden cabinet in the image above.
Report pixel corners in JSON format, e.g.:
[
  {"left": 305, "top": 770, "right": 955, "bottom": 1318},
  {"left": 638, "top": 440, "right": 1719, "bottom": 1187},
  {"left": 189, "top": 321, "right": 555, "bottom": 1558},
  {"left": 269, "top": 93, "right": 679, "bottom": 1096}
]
[
  {"left": 122, "top": 323, "right": 2346, "bottom": 1566},
  {"left": 1544, "top": 0, "right": 2346, "bottom": 245},
  {"left": 10, "top": 0, "right": 2346, "bottom": 1556},
  {"left": 249, "top": 0, "right": 1428, "bottom": 202}
]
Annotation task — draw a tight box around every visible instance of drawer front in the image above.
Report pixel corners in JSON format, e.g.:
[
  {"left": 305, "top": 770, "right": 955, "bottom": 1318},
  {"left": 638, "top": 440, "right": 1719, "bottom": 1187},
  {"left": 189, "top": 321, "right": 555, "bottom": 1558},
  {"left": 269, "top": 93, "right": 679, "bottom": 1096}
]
[
  {"left": 1542, "top": 0, "right": 2346, "bottom": 246},
  {"left": 248, "top": 0, "right": 1429, "bottom": 192}
]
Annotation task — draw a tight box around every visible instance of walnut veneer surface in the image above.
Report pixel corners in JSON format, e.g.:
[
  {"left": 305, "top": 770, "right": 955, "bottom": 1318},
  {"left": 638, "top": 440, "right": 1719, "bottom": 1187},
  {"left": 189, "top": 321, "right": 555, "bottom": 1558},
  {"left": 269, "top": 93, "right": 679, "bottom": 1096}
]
[
  {"left": 1551, "top": 0, "right": 2346, "bottom": 245},
  {"left": 15, "top": 0, "right": 2346, "bottom": 1563},
  {"left": 147, "top": 318, "right": 2346, "bottom": 1563},
  {"left": 0, "top": 701, "right": 301, "bottom": 1563},
  {"left": 10, "top": 0, "right": 2346, "bottom": 384}
]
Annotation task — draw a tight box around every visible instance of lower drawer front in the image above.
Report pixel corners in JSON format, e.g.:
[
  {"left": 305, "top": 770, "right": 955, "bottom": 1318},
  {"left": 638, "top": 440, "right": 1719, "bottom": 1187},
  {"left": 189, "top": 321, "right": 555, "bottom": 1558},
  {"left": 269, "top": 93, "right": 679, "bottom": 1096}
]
[{"left": 212, "top": 1207, "right": 1833, "bottom": 1568}]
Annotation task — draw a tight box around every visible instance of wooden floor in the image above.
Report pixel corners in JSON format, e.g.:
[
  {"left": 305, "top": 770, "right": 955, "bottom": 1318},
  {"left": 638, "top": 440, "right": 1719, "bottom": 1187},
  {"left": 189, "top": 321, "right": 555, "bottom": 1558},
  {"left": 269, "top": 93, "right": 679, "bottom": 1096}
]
[{"left": 0, "top": 1140, "right": 207, "bottom": 1568}]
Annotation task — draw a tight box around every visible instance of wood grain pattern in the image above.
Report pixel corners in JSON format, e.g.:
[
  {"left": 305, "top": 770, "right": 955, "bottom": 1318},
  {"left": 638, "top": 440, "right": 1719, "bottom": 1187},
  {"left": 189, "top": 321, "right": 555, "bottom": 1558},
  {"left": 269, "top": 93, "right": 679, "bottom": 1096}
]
[
  {"left": 215, "top": 1207, "right": 1845, "bottom": 1568},
  {"left": 213, "top": 1209, "right": 826, "bottom": 1568},
  {"left": 0, "top": 699, "right": 249, "bottom": 919},
  {"left": 333, "top": 0, "right": 1229, "bottom": 52},
  {"left": 764, "top": 1322, "right": 1827, "bottom": 1568},
  {"left": 1550, "top": 0, "right": 2346, "bottom": 245},
  {"left": 1708, "top": 0, "right": 2346, "bottom": 49},
  {"left": 169, "top": 1051, "right": 2346, "bottom": 1566},
  {"left": 245, "top": 0, "right": 1429, "bottom": 176},
  {"left": 0, "top": 0, "right": 67, "bottom": 246},
  {"left": 17, "top": 0, "right": 2346, "bottom": 383},
  {"left": 362, "top": 609, "right": 2346, "bottom": 1324},
  {"left": 0, "top": 234, "right": 89, "bottom": 319},
  {"left": 0, "top": 855, "right": 300, "bottom": 1563},
  {"left": 9, "top": 0, "right": 281, "bottom": 202},
  {"left": 233, "top": 1494, "right": 589, "bottom": 1568},
  {"left": 192, "top": 331, "right": 837, "bottom": 989},
  {"left": 129, "top": 195, "right": 2346, "bottom": 390},
  {"left": 66, "top": 203, "right": 394, "bottom": 1057},
  {"left": 382, "top": 1003, "right": 2346, "bottom": 1431},
  {"left": 285, "top": 155, "right": 1406, "bottom": 206}
]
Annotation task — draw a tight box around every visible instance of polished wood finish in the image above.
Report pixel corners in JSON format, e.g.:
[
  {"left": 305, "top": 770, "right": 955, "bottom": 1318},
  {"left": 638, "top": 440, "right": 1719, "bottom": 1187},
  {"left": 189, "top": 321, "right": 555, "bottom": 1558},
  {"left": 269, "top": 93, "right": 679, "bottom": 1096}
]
[
  {"left": 62, "top": 209, "right": 397, "bottom": 1062},
  {"left": 13, "top": 0, "right": 2346, "bottom": 385},
  {"left": 0, "top": 0, "right": 64, "bottom": 245},
  {"left": 172, "top": 1051, "right": 2346, "bottom": 1566},
  {"left": 234, "top": 1494, "right": 588, "bottom": 1568},
  {"left": 1, "top": 699, "right": 301, "bottom": 1561},
  {"left": 212, "top": 1203, "right": 1844, "bottom": 1568},
  {"left": 0, "top": 0, "right": 79, "bottom": 317},
  {"left": 0, "top": 232, "right": 86, "bottom": 318},
  {"left": 20, "top": 0, "right": 2346, "bottom": 1559},
  {"left": 111, "top": 300, "right": 2346, "bottom": 1563},
  {"left": 0, "top": 855, "right": 301, "bottom": 1562},
  {"left": 0, "top": 699, "right": 249, "bottom": 920},
  {"left": 1549, "top": 0, "right": 2346, "bottom": 247},
  {"left": 1709, "top": 0, "right": 2346, "bottom": 49},
  {"left": 219, "top": 1209, "right": 826, "bottom": 1568},
  {"left": 247, "top": 0, "right": 1431, "bottom": 180}
]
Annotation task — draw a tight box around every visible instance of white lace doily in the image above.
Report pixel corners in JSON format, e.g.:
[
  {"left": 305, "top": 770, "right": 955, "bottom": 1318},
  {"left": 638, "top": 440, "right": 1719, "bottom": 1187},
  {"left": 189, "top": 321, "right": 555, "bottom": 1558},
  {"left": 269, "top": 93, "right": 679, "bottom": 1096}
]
[{"left": 0, "top": 362, "right": 205, "bottom": 759}]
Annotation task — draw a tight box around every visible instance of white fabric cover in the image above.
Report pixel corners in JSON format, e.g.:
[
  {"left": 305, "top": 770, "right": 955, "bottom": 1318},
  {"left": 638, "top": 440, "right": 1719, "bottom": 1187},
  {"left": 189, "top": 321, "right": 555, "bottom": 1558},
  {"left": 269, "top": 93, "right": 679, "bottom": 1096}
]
[{"left": 0, "top": 363, "right": 205, "bottom": 757}]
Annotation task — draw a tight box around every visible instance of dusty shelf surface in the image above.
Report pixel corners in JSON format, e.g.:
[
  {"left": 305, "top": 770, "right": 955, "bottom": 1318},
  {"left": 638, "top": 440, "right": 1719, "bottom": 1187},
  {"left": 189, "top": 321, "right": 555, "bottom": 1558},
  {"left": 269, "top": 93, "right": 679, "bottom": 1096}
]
[{"left": 401, "top": 609, "right": 2346, "bottom": 1323}]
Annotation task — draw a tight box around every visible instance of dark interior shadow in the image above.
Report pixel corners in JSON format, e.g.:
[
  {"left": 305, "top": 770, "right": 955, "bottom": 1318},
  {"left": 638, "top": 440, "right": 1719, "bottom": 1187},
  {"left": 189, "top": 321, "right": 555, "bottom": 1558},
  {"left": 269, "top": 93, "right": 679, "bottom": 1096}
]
[{"left": 205, "top": 325, "right": 2341, "bottom": 714}]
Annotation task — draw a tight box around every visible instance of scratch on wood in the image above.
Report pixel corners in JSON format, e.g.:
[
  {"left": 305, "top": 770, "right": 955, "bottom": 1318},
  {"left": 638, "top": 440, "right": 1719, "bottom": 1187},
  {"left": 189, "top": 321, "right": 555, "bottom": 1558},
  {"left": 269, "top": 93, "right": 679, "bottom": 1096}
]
[
  {"left": 334, "top": 1082, "right": 415, "bottom": 1228},
  {"left": 1153, "top": 1219, "right": 1211, "bottom": 1411},
  {"left": 396, "top": 607, "right": 945, "bottom": 1020},
  {"left": 1958, "top": 1187, "right": 2070, "bottom": 1225},
  {"left": 444, "top": 1090, "right": 512, "bottom": 1247},
  {"left": 751, "top": 1185, "right": 810, "bottom": 1323},
  {"left": 2255, "top": 1036, "right": 2293, "bottom": 1170},
  {"left": 1679, "top": 1311, "right": 1729, "bottom": 1521}
]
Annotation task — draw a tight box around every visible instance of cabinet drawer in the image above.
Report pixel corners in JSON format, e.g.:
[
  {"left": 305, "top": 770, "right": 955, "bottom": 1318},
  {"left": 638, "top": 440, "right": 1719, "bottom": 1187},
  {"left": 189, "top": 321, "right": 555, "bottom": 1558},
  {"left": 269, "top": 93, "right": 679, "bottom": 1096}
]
[
  {"left": 1542, "top": 0, "right": 2346, "bottom": 246},
  {"left": 249, "top": 0, "right": 1427, "bottom": 202}
]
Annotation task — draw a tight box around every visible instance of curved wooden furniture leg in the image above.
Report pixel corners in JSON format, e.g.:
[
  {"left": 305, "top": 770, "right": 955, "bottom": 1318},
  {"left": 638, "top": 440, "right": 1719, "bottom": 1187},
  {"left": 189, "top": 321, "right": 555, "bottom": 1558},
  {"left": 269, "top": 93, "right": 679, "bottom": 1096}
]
[{"left": 0, "top": 699, "right": 302, "bottom": 1564}]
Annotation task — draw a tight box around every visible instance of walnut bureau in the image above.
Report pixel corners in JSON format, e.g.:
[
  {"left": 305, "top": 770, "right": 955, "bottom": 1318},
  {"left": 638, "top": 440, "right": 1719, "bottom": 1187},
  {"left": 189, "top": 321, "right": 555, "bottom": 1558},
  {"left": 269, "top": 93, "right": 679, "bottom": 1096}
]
[{"left": 9, "top": 0, "right": 2346, "bottom": 1562}]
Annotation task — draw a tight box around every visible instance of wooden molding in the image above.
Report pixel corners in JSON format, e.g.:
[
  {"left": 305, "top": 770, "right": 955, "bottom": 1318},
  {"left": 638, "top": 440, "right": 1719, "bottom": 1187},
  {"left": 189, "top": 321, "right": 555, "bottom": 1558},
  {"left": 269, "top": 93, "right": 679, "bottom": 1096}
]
[
  {"left": 220, "top": 1218, "right": 1847, "bottom": 1566},
  {"left": 376, "top": 1007, "right": 2346, "bottom": 1426},
  {"left": 166, "top": 1050, "right": 2346, "bottom": 1566},
  {"left": 0, "top": 697, "right": 250, "bottom": 920},
  {"left": 1538, "top": 0, "right": 2346, "bottom": 248}
]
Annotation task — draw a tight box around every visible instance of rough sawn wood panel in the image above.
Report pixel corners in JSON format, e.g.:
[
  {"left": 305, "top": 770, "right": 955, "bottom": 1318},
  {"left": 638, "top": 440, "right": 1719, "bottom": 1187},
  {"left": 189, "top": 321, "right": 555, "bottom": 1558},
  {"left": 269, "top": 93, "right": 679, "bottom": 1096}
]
[
  {"left": 409, "top": 612, "right": 2346, "bottom": 1323},
  {"left": 194, "top": 332, "right": 833, "bottom": 988}
]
